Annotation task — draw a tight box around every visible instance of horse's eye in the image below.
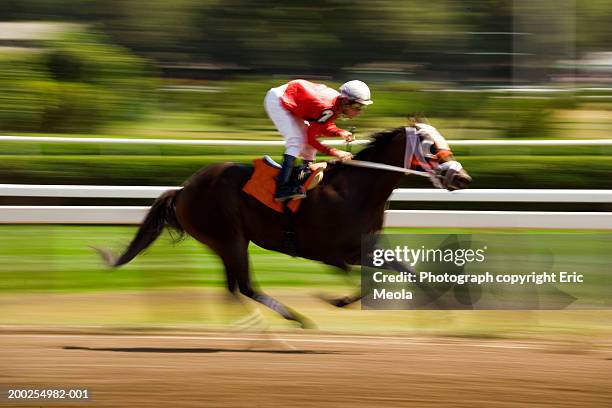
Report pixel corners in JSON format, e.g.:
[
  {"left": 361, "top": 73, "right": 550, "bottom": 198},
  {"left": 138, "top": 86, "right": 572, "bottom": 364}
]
[{"left": 420, "top": 139, "right": 436, "bottom": 157}]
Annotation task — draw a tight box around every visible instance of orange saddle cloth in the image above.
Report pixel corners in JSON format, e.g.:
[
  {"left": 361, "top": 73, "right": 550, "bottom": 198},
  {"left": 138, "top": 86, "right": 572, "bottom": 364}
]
[{"left": 242, "top": 157, "right": 324, "bottom": 213}]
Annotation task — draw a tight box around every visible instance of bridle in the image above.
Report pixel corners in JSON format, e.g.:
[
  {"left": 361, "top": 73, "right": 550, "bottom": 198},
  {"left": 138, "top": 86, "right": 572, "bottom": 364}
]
[{"left": 336, "top": 127, "right": 444, "bottom": 189}]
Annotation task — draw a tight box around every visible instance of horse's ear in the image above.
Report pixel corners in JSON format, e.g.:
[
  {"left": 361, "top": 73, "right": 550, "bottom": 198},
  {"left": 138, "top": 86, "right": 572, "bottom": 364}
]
[{"left": 407, "top": 112, "right": 428, "bottom": 126}]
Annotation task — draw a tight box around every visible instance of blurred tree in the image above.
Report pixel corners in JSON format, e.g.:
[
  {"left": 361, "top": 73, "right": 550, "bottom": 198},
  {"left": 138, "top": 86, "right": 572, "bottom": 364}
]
[
  {"left": 190, "top": 0, "right": 465, "bottom": 76},
  {"left": 95, "top": 0, "right": 210, "bottom": 61},
  {"left": 0, "top": 24, "right": 156, "bottom": 133},
  {"left": 576, "top": 0, "right": 612, "bottom": 52},
  {"left": 1, "top": 0, "right": 611, "bottom": 79},
  {"left": 455, "top": 0, "right": 514, "bottom": 81},
  {"left": 0, "top": 0, "right": 100, "bottom": 21}
]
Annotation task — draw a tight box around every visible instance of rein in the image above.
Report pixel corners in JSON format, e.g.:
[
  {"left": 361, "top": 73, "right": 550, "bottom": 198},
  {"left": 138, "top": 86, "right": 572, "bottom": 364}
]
[
  {"left": 340, "top": 159, "right": 432, "bottom": 178},
  {"left": 339, "top": 159, "right": 443, "bottom": 189},
  {"left": 332, "top": 127, "right": 444, "bottom": 188}
]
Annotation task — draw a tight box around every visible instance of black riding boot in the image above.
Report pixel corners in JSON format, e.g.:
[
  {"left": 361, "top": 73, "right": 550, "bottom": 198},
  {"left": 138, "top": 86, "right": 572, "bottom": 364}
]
[{"left": 274, "top": 154, "right": 306, "bottom": 202}]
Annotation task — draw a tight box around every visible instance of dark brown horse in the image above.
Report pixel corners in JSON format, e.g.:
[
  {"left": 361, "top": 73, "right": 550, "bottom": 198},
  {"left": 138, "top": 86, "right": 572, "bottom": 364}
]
[{"left": 97, "top": 126, "right": 471, "bottom": 327}]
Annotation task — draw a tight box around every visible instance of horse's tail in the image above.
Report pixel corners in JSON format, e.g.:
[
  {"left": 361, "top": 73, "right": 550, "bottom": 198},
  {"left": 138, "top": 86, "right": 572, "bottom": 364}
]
[{"left": 94, "top": 189, "right": 184, "bottom": 268}]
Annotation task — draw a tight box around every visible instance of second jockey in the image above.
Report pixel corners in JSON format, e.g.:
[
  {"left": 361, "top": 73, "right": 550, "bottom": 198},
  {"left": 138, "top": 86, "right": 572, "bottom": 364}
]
[{"left": 264, "top": 79, "right": 373, "bottom": 202}]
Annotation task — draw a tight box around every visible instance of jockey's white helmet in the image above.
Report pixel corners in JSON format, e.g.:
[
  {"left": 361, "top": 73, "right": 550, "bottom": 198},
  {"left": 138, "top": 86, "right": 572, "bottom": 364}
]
[{"left": 339, "top": 80, "right": 373, "bottom": 105}]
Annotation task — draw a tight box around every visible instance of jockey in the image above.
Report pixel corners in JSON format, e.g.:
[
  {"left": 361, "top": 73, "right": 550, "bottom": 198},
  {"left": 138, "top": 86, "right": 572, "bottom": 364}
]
[{"left": 264, "top": 79, "right": 373, "bottom": 202}]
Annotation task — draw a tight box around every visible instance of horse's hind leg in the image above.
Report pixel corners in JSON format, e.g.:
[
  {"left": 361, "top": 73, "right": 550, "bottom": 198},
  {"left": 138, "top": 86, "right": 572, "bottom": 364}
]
[{"left": 218, "top": 239, "right": 314, "bottom": 329}]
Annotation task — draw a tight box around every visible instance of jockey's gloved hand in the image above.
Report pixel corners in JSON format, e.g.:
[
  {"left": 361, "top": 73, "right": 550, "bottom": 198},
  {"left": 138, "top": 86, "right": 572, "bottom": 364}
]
[
  {"left": 435, "top": 161, "right": 472, "bottom": 191},
  {"left": 330, "top": 148, "right": 353, "bottom": 161},
  {"left": 338, "top": 130, "right": 354, "bottom": 143}
]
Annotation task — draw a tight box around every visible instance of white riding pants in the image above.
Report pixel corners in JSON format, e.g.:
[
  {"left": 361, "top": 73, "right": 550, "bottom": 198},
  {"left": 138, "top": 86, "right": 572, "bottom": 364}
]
[{"left": 264, "top": 85, "right": 317, "bottom": 161}]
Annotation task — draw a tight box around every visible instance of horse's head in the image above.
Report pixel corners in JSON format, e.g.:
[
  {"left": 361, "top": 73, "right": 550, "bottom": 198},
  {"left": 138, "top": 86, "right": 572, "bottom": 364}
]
[
  {"left": 412, "top": 123, "right": 472, "bottom": 191},
  {"left": 355, "top": 125, "right": 472, "bottom": 191}
]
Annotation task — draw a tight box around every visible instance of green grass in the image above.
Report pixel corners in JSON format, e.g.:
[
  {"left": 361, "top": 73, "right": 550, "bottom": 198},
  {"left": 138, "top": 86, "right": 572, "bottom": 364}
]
[
  {"left": 0, "top": 225, "right": 609, "bottom": 295},
  {"left": 3, "top": 125, "right": 612, "bottom": 189},
  {"left": 0, "top": 225, "right": 348, "bottom": 293},
  {"left": 3, "top": 135, "right": 612, "bottom": 157},
  {"left": 0, "top": 225, "right": 610, "bottom": 335},
  {"left": 3, "top": 153, "right": 612, "bottom": 189}
]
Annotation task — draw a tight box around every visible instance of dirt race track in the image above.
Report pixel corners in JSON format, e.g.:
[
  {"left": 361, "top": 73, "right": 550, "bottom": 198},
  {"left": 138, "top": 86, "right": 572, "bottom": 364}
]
[{"left": 1, "top": 329, "right": 611, "bottom": 408}]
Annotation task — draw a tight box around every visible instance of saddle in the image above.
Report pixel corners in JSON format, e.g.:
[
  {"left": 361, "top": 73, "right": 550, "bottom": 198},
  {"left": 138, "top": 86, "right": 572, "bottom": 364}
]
[{"left": 243, "top": 156, "right": 325, "bottom": 213}]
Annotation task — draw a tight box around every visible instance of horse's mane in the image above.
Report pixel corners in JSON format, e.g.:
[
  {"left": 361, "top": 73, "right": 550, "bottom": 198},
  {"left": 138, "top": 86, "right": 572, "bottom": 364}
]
[{"left": 353, "top": 127, "right": 404, "bottom": 160}]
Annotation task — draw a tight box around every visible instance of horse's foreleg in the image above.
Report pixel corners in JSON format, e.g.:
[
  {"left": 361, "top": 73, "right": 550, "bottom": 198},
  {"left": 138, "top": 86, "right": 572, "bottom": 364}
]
[
  {"left": 320, "top": 257, "right": 422, "bottom": 308},
  {"left": 319, "top": 292, "right": 362, "bottom": 308},
  {"left": 318, "top": 261, "right": 363, "bottom": 308},
  {"left": 219, "top": 241, "right": 315, "bottom": 329}
]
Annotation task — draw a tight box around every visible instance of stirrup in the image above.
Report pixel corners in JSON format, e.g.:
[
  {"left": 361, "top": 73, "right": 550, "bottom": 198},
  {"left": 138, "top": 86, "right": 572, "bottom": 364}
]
[{"left": 297, "top": 167, "right": 312, "bottom": 182}]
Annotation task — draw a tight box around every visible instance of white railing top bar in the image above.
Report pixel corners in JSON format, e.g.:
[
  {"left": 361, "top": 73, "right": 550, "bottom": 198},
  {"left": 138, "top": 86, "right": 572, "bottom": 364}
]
[
  {"left": 389, "top": 188, "right": 612, "bottom": 203},
  {"left": 0, "top": 206, "right": 610, "bottom": 229},
  {"left": 0, "top": 184, "right": 179, "bottom": 199},
  {"left": 1, "top": 135, "right": 612, "bottom": 147},
  {"left": 1, "top": 184, "right": 611, "bottom": 203}
]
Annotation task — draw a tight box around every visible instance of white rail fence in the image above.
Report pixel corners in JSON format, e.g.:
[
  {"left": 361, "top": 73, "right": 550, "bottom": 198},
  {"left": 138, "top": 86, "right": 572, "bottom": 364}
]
[
  {"left": 0, "top": 185, "right": 611, "bottom": 229},
  {"left": 2, "top": 184, "right": 612, "bottom": 202},
  {"left": 2, "top": 137, "right": 610, "bottom": 228},
  {"left": 2, "top": 135, "right": 612, "bottom": 146}
]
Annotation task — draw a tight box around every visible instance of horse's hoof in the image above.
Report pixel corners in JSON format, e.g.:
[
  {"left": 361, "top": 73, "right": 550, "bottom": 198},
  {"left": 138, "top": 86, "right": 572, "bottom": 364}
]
[
  {"left": 315, "top": 293, "right": 351, "bottom": 308},
  {"left": 331, "top": 296, "right": 353, "bottom": 308},
  {"left": 231, "top": 309, "right": 268, "bottom": 332},
  {"left": 298, "top": 316, "right": 317, "bottom": 330}
]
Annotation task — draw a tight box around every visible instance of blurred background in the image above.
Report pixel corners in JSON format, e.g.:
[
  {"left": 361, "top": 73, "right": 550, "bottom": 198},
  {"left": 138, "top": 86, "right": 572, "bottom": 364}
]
[
  {"left": 0, "top": 0, "right": 611, "bottom": 188},
  {"left": 0, "top": 0, "right": 611, "bottom": 335}
]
